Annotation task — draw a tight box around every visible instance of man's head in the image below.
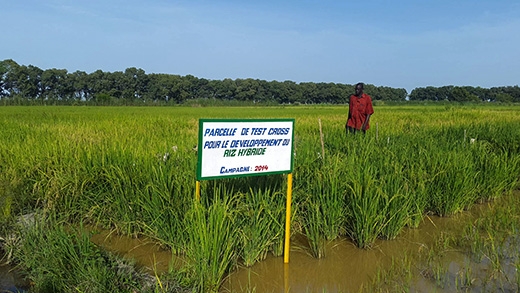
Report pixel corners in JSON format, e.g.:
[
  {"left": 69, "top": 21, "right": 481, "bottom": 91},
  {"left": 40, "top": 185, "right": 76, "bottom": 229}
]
[{"left": 355, "top": 82, "right": 364, "bottom": 97}]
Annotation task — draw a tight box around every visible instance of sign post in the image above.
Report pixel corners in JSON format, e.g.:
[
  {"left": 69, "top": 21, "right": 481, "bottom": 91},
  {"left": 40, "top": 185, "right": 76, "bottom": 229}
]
[
  {"left": 196, "top": 118, "right": 295, "bottom": 263},
  {"left": 284, "top": 173, "right": 293, "bottom": 264}
]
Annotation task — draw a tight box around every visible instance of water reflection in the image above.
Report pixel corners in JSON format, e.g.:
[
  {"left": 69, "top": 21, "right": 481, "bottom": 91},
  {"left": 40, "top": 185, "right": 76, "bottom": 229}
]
[
  {"left": 2, "top": 192, "right": 511, "bottom": 292},
  {"left": 76, "top": 196, "right": 519, "bottom": 292},
  {"left": 221, "top": 202, "right": 486, "bottom": 293},
  {"left": 85, "top": 199, "right": 496, "bottom": 292}
]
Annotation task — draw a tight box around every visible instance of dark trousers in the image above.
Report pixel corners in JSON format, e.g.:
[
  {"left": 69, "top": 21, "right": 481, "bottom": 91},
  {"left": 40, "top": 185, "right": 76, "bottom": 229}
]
[{"left": 346, "top": 126, "right": 365, "bottom": 135}]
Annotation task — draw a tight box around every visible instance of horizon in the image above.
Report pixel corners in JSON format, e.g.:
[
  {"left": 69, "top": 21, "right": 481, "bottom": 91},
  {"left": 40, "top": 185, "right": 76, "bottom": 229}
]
[{"left": 2, "top": 1, "right": 520, "bottom": 94}]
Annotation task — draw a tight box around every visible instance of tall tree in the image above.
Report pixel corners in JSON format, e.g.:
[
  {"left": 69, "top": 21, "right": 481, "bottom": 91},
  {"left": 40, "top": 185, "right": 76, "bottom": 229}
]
[
  {"left": 70, "top": 70, "right": 90, "bottom": 101},
  {"left": 41, "top": 68, "right": 70, "bottom": 100}
]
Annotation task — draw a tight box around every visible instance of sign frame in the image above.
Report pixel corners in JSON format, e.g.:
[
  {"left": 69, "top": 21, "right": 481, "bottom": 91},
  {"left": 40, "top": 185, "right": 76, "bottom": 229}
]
[{"left": 197, "top": 118, "right": 295, "bottom": 181}]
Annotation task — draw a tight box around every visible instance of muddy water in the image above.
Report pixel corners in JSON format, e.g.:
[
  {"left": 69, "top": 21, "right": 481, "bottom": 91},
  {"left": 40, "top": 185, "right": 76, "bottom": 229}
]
[
  {"left": 88, "top": 229, "right": 176, "bottom": 274},
  {"left": 221, "top": 205, "right": 484, "bottom": 293},
  {"left": 85, "top": 200, "right": 490, "bottom": 292},
  {"left": 2, "top": 194, "right": 509, "bottom": 292}
]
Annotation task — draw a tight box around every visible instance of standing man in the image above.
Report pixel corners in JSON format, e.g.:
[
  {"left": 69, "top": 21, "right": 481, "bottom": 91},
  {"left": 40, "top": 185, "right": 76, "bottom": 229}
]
[{"left": 346, "top": 82, "right": 374, "bottom": 135}]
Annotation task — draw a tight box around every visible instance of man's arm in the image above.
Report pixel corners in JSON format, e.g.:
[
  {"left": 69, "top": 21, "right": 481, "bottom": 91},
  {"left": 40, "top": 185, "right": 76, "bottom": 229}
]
[{"left": 361, "top": 114, "right": 371, "bottom": 131}]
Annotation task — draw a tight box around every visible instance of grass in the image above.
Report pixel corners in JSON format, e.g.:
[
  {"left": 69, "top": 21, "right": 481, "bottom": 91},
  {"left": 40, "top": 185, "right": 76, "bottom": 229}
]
[
  {"left": 180, "top": 194, "right": 239, "bottom": 293},
  {"left": 6, "top": 215, "right": 157, "bottom": 293},
  {"left": 366, "top": 192, "right": 520, "bottom": 292},
  {"left": 299, "top": 153, "right": 347, "bottom": 257},
  {"left": 0, "top": 104, "right": 519, "bottom": 292},
  {"left": 237, "top": 187, "right": 283, "bottom": 266}
]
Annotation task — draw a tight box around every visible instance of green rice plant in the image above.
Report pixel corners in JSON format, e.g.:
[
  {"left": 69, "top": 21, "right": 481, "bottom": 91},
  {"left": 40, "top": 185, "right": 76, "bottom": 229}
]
[
  {"left": 427, "top": 150, "right": 479, "bottom": 216},
  {"left": 366, "top": 253, "right": 415, "bottom": 293},
  {"left": 378, "top": 175, "right": 411, "bottom": 240},
  {"left": 470, "top": 138, "right": 520, "bottom": 202},
  {"left": 403, "top": 161, "right": 429, "bottom": 228},
  {"left": 317, "top": 154, "right": 348, "bottom": 240},
  {"left": 199, "top": 174, "right": 288, "bottom": 260},
  {"left": 0, "top": 192, "right": 13, "bottom": 225},
  {"left": 455, "top": 260, "right": 475, "bottom": 291},
  {"left": 298, "top": 153, "right": 347, "bottom": 258},
  {"left": 301, "top": 196, "right": 327, "bottom": 258},
  {"left": 371, "top": 145, "right": 413, "bottom": 240},
  {"left": 2, "top": 105, "right": 520, "bottom": 292},
  {"left": 237, "top": 187, "right": 280, "bottom": 266},
  {"left": 180, "top": 194, "right": 239, "bottom": 293},
  {"left": 344, "top": 144, "right": 384, "bottom": 248},
  {"left": 9, "top": 216, "right": 152, "bottom": 293},
  {"left": 96, "top": 163, "right": 146, "bottom": 235},
  {"left": 462, "top": 225, "right": 486, "bottom": 263},
  {"left": 139, "top": 162, "right": 194, "bottom": 254},
  {"left": 470, "top": 120, "right": 520, "bottom": 156},
  {"left": 423, "top": 238, "right": 452, "bottom": 289},
  {"left": 266, "top": 186, "right": 287, "bottom": 258},
  {"left": 349, "top": 126, "right": 434, "bottom": 233}
]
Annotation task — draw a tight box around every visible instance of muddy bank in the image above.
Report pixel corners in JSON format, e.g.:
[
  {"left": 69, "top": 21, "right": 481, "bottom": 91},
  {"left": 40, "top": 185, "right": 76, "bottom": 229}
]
[{"left": 88, "top": 228, "right": 176, "bottom": 274}]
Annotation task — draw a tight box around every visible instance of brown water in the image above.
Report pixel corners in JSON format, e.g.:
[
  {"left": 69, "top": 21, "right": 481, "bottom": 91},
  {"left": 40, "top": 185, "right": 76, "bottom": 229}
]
[
  {"left": 86, "top": 199, "right": 492, "bottom": 293},
  {"left": 88, "top": 229, "right": 175, "bottom": 274},
  {"left": 223, "top": 192, "right": 520, "bottom": 292},
  {"left": 221, "top": 207, "right": 482, "bottom": 293},
  {"left": 2, "top": 193, "right": 515, "bottom": 292}
]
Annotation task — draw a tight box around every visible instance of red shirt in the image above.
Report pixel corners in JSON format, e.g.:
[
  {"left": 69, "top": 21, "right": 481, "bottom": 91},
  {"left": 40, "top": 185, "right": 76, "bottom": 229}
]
[{"left": 347, "top": 93, "right": 374, "bottom": 130}]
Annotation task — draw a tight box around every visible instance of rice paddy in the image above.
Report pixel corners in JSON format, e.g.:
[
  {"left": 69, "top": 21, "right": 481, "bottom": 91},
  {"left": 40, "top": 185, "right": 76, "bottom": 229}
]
[{"left": 1, "top": 104, "right": 519, "bottom": 292}]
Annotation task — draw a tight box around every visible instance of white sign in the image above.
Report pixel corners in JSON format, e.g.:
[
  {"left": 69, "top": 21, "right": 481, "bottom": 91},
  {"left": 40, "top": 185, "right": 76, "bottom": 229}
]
[{"left": 197, "top": 119, "right": 294, "bottom": 180}]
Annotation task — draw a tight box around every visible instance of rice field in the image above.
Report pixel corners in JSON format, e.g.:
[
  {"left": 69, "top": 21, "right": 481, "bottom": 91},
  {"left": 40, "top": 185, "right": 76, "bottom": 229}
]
[{"left": 1, "top": 104, "right": 520, "bottom": 292}]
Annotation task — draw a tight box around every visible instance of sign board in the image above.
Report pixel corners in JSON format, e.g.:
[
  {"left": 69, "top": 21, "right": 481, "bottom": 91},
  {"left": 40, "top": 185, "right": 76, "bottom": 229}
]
[{"left": 197, "top": 119, "right": 294, "bottom": 180}]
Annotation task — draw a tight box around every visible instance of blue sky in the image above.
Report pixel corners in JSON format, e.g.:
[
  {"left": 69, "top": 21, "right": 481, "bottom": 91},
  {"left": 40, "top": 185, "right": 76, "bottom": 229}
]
[{"left": 2, "top": 0, "right": 520, "bottom": 93}]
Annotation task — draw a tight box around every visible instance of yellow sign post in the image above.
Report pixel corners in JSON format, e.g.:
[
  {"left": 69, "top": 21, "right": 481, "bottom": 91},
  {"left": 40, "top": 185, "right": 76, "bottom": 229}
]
[
  {"left": 284, "top": 173, "right": 293, "bottom": 263},
  {"left": 196, "top": 118, "right": 295, "bottom": 263}
]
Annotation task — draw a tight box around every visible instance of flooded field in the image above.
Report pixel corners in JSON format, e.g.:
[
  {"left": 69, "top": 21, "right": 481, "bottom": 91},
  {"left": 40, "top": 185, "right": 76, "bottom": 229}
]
[
  {"left": 220, "top": 199, "right": 504, "bottom": 292},
  {"left": 3, "top": 193, "right": 517, "bottom": 293},
  {"left": 79, "top": 191, "right": 517, "bottom": 292},
  {"left": 1, "top": 105, "right": 519, "bottom": 292}
]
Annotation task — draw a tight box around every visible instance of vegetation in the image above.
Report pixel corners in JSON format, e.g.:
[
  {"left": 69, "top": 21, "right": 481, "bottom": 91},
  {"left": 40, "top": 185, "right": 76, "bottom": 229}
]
[
  {"left": 409, "top": 85, "right": 520, "bottom": 102},
  {"left": 366, "top": 192, "right": 520, "bottom": 292},
  {"left": 3, "top": 59, "right": 520, "bottom": 105},
  {"left": 1, "top": 104, "right": 519, "bottom": 292},
  {"left": 10, "top": 217, "right": 160, "bottom": 293},
  {"left": 0, "top": 59, "right": 407, "bottom": 105}
]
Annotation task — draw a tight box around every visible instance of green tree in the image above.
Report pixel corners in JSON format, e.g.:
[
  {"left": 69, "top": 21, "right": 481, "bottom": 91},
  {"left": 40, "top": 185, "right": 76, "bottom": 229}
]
[
  {"left": 70, "top": 70, "right": 90, "bottom": 101},
  {"left": 12, "top": 65, "right": 43, "bottom": 99},
  {"left": 41, "top": 68, "right": 70, "bottom": 100},
  {"left": 278, "top": 80, "right": 302, "bottom": 104},
  {"left": 218, "top": 78, "right": 237, "bottom": 100},
  {"left": 0, "top": 59, "right": 21, "bottom": 98},
  {"left": 494, "top": 93, "right": 513, "bottom": 103},
  {"left": 235, "top": 78, "right": 259, "bottom": 102},
  {"left": 124, "top": 67, "right": 148, "bottom": 101},
  {"left": 88, "top": 70, "right": 112, "bottom": 98},
  {"left": 300, "top": 82, "right": 319, "bottom": 104},
  {"left": 448, "top": 86, "right": 479, "bottom": 102}
]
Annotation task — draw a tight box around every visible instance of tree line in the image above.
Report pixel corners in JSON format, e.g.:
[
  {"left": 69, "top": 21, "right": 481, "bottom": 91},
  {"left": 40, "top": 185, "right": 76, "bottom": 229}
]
[
  {"left": 1, "top": 59, "right": 518, "bottom": 105},
  {"left": 409, "top": 85, "right": 520, "bottom": 103}
]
